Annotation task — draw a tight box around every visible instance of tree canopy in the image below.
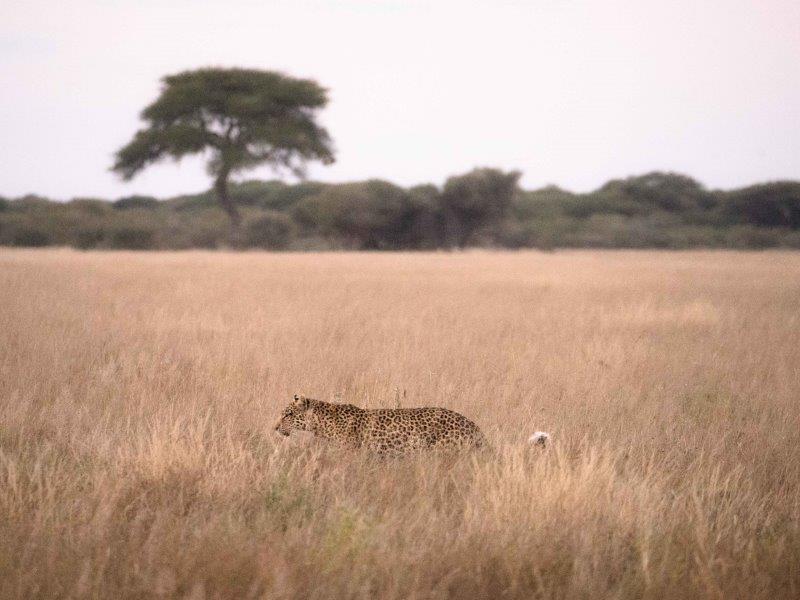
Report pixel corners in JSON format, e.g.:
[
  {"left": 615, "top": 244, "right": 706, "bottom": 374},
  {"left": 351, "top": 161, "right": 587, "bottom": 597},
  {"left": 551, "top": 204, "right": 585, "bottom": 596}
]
[
  {"left": 112, "top": 68, "right": 334, "bottom": 225},
  {"left": 440, "top": 168, "right": 522, "bottom": 247},
  {"left": 597, "top": 172, "right": 713, "bottom": 213},
  {"left": 293, "top": 180, "right": 414, "bottom": 249},
  {"left": 724, "top": 182, "right": 800, "bottom": 229}
]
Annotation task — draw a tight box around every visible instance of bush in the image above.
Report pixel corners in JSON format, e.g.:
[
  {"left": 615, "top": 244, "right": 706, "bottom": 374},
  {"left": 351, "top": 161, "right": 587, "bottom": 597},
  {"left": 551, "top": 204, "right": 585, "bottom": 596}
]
[
  {"left": 440, "top": 168, "right": 521, "bottom": 247},
  {"left": 113, "top": 196, "right": 159, "bottom": 210},
  {"left": 498, "top": 217, "right": 578, "bottom": 250},
  {"left": 12, "top": 227, "right": 52, "bottom": 247},
  {"left": 263, "top": 181, "right": 328, "bottom": 211},
  {"left": 721, "top": 182, "right": 800, "bottom": 229},
  {"left": 294, "top": 180, "right": 413, "bottom": 249},
  {"left": 68, "top": 199, "right": 111, "bottom": 216},
  {"left": 404, "top": 185, "right": 443, "bottom": 248},
  {"left": 513, "top": 186, "right": 576, "bottom": 220},
  {"left": 723, "top": 226, "right": 784, "bottom": 249},
  {"left": 661, "top": 226, "right": 725, "bottom": 248},
  {"left": 108, "top": 227, "right": 156, "bottom": 250},
  {"left": 173, "top": 209, "right": 230, "bottom": 249},
  {"left": 243, "top": 212, "right": 295, "bottom": 249},
  {"left": 595, "top": 172, "right": 713, "bottom": 213},
  {"left": 230, "top": 180, "right": 326, "bottom": 210},
  {"left": 73, "top": 228, "right": 107, "bottom": 250},
  {"left": 188, "top": 227, "right": 222, "bottom": 249},
  {"left": 495, "top": 220, "right": 534, "bottom": 249},
  {"left": 11, "top": 195, "right": 52, "bottom": 210},
  {"left": 562, "top": 193, "right": 644, "bottom": 218},
  {"left": 168, "top": 181, "right": 329, "bottom": 213}
]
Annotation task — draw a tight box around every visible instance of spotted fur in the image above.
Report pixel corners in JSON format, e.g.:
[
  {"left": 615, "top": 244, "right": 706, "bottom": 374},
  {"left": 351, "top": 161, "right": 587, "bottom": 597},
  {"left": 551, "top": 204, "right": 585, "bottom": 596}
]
[{"left": 274, "top": 395, "right": 490, "bottom": 454}]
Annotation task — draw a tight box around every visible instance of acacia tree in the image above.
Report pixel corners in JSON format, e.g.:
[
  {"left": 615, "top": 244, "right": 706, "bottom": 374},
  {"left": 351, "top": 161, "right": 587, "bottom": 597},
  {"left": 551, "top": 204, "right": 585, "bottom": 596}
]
[{"left": 112, "top": 68, "right": 334, "bottom": 226}]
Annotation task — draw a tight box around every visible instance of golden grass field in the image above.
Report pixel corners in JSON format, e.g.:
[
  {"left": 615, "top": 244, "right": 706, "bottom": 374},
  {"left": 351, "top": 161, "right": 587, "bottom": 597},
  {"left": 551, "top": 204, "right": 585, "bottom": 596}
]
[{"left": 1, "top": 248, "right": 799, "bottom": 599}]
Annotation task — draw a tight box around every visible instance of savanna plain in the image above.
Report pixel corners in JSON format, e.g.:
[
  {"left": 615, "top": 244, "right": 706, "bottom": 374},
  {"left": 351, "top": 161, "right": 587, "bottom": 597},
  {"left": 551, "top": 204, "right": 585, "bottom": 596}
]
[{"left": 1, "top": 248, "right": 799, "bottom": 600}]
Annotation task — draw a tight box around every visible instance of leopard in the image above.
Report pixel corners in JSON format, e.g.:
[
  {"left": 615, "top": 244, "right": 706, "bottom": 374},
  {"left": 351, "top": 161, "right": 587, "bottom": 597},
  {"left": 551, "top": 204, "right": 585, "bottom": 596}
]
[{"left": 273, "top": 394, "right": 491, "bottom": 455}]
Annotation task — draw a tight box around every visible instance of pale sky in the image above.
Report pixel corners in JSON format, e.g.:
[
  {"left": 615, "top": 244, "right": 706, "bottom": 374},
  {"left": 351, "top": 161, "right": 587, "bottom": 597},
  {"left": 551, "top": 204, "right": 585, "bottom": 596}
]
[{"left": 1, "top": 0, "right": 799, "bottom": 200}]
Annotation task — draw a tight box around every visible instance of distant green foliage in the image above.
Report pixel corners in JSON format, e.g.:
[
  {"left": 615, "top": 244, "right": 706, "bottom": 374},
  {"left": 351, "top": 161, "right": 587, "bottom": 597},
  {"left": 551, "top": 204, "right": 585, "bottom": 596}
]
[
  {"left": 113, "top": 196, "right": 159, "bottom": 210},
  {"left": 723, "top": 182, "right": 800, "bottom": 229},
  {"left": 67, "top": 198, "right": 107, "bottom": 211},
  {"left": 74, "top": 228, "right": 106, "bottom": 250},
  {"left": 244, "top": 212, "right": 295, "bottom": 249},
  {"left": 440, "top": 168, "right": 521, "bottom": 247},
  {"left": 3, "top": 170, "right": 800, "bottom": 250},
  {"left": 12, "top": 227, "right": 52, "bottom": 247},
  {"left": 294, "top": 180, "right": 415, "bottom": 249},
  {"left": 108, "top": 227, "right": 155, "bottom": 250},
  {"left": 171, "top": 180, "right": 328, "bottom": 214},
  {"left": 596, "top": 172, "right": 714, "bottom": 213}
]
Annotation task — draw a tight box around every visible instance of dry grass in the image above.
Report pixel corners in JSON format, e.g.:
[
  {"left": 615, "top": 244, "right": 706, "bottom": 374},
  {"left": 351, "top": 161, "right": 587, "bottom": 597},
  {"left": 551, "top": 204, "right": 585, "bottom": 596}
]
[{"left": 1, "top": 248, "right": 799, "bottom": 599}]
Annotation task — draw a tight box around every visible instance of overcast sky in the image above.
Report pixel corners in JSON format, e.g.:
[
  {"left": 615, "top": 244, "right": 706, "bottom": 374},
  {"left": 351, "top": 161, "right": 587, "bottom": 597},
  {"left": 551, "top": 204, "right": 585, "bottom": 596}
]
[{"left": 1, "top": 0, "right": 799, "bottom": 200}]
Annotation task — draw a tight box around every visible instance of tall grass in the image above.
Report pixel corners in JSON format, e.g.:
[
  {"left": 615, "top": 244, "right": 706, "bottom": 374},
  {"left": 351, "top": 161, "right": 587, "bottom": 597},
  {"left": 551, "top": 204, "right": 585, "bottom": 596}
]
[{"left": 1, "top": 249, "right": 799, "bottom": 598}]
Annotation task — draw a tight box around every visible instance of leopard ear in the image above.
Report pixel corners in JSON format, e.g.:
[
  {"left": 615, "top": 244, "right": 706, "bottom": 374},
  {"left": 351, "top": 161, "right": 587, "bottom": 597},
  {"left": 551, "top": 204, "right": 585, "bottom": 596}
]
[
  {"left": 293, "top": 394, "right": 300, "bottom": 401},
  {"left": 302, "top": 397, "right": 311, "bottom": 409}
]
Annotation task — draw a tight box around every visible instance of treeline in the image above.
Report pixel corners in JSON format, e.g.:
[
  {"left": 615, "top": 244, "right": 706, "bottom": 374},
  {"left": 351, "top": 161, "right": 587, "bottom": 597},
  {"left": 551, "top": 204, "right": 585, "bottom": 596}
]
[{"left": 2, "top": 169, "right": 800, "bottom": 250}]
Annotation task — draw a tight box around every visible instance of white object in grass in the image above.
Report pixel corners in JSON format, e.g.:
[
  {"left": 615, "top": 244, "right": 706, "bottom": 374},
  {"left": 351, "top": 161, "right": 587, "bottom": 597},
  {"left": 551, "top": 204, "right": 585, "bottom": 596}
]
[{"left": 528, "top": 431, "right": 551, "bottom": 447}]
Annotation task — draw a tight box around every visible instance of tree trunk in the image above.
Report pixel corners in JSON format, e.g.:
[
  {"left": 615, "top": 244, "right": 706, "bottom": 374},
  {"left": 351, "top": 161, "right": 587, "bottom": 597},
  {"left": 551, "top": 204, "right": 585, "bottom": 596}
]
[{"left": 214, "top": 168, "right": 241, "bottom": 228}]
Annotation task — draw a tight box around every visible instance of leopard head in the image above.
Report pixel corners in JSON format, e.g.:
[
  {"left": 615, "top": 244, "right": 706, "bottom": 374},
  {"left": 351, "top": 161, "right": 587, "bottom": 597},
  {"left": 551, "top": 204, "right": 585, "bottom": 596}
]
[{"left": 274, "top": 394, "right": 315, "bottom": 437}]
